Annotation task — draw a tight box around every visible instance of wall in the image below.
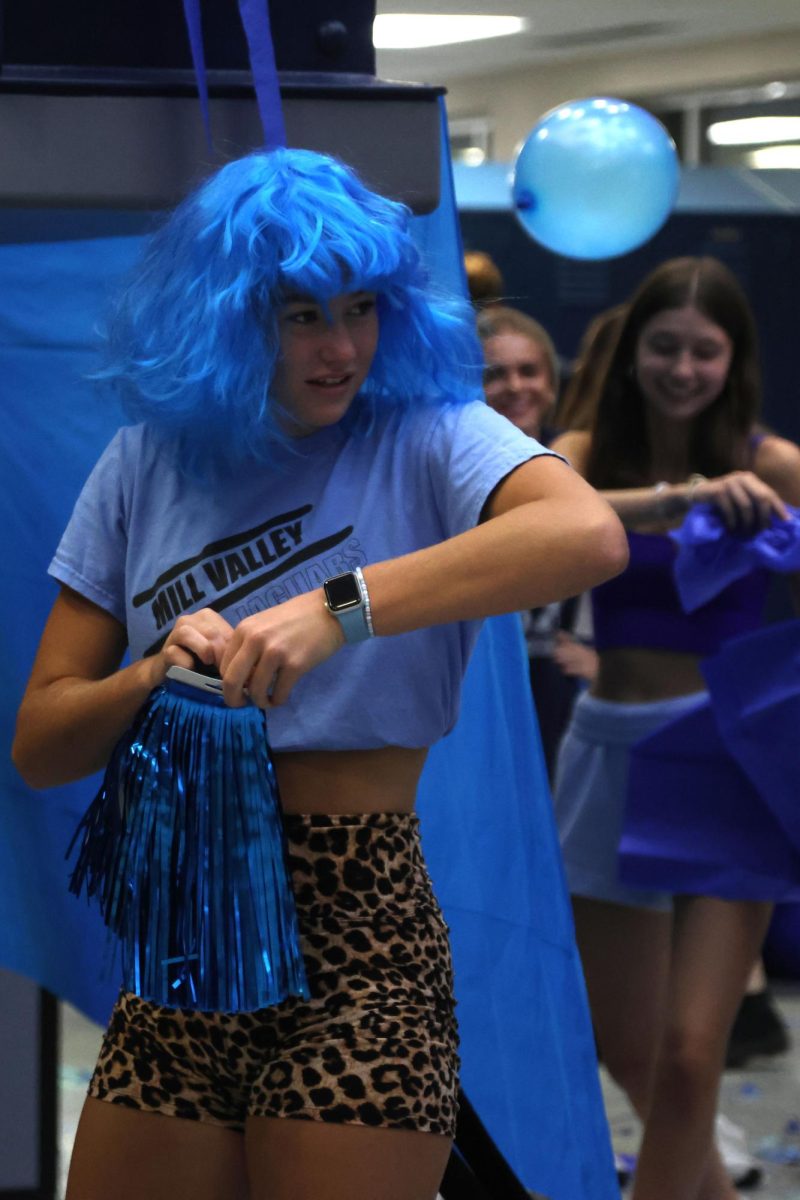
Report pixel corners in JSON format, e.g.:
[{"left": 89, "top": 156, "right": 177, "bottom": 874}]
[
  {"left": 444, "top": 29, "right": 800, "bottom": 160},
  {"left": 459, "top": 206, "right": 800, "bottom": 443},
  {"left": 0, "top": 91, "right": 440, "bottom": 210}
]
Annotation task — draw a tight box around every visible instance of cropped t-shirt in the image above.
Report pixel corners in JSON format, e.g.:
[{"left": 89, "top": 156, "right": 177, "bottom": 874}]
[
  {"left": 592, "top": 530, "right": 769, "bottom": 655},
  {"left": 50, "top": 400, "right": 557, "bottom": 752}
]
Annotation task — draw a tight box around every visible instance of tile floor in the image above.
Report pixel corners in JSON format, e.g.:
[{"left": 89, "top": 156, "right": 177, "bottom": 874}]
[
  {"left": 602, "top": 983, "right": 800, "bottom": 1199},
  {"left": 58, "top": 985, "right": 800, "bottom": 1198}
]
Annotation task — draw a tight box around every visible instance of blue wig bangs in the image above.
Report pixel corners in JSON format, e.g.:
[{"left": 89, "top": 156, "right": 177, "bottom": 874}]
[
  {"left": 196, "top": 148, "right": 417, "bottom": 305},
  {"left": 100, "top": 148, "right": 481, "bottom": 478}
]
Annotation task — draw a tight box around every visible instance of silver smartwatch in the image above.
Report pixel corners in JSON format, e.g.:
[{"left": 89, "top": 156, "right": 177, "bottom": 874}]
[{"left": 323, "top": 567, "right": 374, "bottom": 644}]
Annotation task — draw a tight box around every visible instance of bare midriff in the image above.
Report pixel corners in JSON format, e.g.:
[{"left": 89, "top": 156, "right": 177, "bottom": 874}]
[
  {"left": 274, "top": 744, "right": 429, "bottom": 814},
  {"left": 593, "top": 647, "right": 707, "bottom": 703}
]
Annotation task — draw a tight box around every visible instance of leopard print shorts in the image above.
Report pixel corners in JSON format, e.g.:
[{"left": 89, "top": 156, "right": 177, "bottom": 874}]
[{"left": 88, "top": 812, "right": 460, "bottom": 1136}]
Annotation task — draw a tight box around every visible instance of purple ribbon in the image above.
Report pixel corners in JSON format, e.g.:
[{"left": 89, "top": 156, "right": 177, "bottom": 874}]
[
  {"left": 182, "top": 0, "right": 213, "bottom": 150},
  {"left": 181, "top": 0, "right": 287, "bottom": 151},
  {"left": 237, "top": 0, "right": 287, "bottom": 149},
  {"left": 671, "top": 502, "right": 800, "bottom": 611}
]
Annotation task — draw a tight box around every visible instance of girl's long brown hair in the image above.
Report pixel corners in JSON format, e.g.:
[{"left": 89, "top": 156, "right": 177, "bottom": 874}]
[
  {"left": 585, "top": 257, "right": 762, "bottom": 489},
  {"left": 557, "top": 303, "right": 627, "bottom": 432}
]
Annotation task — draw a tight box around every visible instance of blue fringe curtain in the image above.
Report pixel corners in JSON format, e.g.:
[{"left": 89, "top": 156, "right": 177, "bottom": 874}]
[{"left": 68, "top": 679, "right": 309, "bottom": 1011}]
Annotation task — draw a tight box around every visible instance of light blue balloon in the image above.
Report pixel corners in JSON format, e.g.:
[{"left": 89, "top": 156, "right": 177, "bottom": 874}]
[{"left": 512, "top": 97, "right": 679, "bottom": 260}]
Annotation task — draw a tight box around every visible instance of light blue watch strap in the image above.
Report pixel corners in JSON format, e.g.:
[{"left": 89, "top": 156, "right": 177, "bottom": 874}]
[
  {"left": 337, "top": 601, "right": 371, "bottom": 644},
  {"left": 325, "top": 567, "right": 374, "bottom": 644}
]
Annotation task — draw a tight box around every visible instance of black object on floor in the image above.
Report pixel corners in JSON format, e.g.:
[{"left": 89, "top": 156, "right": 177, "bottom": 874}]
[
  {"left": 615, "top": 1158, "right": 632, "bottom": 1190},
  {"left": 734, "top": 1165, "right": 765, "bottom": 1191},
  {"left": 441, "top": 1150, "right": 493, "bottom": 1200},
  {"left": 440, "top": 1090, "right": 546, "bottom": 1200},
  {"left": 725, "top": 989, "right": 791, "bottom": 1068}
]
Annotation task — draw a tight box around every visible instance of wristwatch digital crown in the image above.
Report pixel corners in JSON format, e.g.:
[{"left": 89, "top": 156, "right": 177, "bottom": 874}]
[{"left": 323, "top": 566, "right": 374, "bottom": 644}]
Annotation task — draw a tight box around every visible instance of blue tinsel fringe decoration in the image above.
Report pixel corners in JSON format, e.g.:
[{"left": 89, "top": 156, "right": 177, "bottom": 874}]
[{"left": 68, "top": 679, "right": 309, "bottom": 1012}]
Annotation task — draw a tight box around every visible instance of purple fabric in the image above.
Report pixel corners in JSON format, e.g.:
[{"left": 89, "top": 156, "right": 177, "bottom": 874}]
[
  {"left": 619, "top": 700, "right": 800, "bottom": 901},
  {"left": 592, "top": 531, "right": 769, "bottom": 655},
  {"left": 671, "top": 503, "right": 800, "bottom": 611},
  {"left": 703, "top": 620, "right": 800, "bottom": 853},
  {"left": 181, "top": 0, "right": 213, "bottom": 149}
]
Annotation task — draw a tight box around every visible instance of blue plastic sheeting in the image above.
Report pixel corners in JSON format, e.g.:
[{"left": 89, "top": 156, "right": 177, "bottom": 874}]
[
  {"left": 454, "top": 161, "right": 800, "bottom": 213},
  {"left": 418, "top": 113, "right": 616, "bottom": 1196},
  {"left": 419, "top": 634, "right": 618, "bottom": 1198},
  {"left": 0, "top": 131, "right": 617, "bottom": 1200},
  {"left": 0, "top": 236, "right": 136, "bottom": 1022},
  {"left": 676, "top": 167, "right": 800, "bottom": 213}
]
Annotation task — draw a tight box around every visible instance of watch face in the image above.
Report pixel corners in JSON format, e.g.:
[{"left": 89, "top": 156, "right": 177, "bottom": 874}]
[{"left": 324, "top": 572, "right": 361, "bottom": 611}]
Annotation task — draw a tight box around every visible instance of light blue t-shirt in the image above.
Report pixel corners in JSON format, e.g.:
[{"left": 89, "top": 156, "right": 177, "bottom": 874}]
[{"left": 50, "top": 400, "right": 557, "bottom": 751}]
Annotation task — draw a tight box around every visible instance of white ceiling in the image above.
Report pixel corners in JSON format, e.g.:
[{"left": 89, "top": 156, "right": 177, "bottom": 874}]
[{"left": 375, "top": 0, "right": 800, "bottom": 86}]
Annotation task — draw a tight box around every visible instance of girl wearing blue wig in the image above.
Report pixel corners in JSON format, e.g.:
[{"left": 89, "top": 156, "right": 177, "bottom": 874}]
[{"left": 14, "top": 148, "right": 626, "bottom": 1200}]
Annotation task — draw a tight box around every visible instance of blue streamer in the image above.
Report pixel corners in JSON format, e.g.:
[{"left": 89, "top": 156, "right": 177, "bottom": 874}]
[
  {"left": 237, "top": 0, "right": 287, "bottom": 149},
  {"left": 68, "top": 679, "right": 309, "bottom": 1011},
  {"left": 182, "top": 0, "right": 214, "bottom": 151}
]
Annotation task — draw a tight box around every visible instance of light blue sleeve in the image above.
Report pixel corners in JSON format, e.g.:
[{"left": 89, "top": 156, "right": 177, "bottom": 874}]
[
  {"left": 48, "top": 428, "right": 131, "bottom": 623},
  {"left": 423, "top": 399, "right": 566, "bottom": 536}
]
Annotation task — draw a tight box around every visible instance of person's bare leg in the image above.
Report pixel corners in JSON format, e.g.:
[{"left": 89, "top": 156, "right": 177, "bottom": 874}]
[
  {"left": 631, "top": 897, "right": 772, "bottom": 1200},
  {"left": 572, "top": 895, "right": 672, "bottom": 1117},
  {"left": 66, "top": 1097, "right": 248, "bottom": 1200},
  {"left": 246, "top": 1116, "right": 451, "bottom": 1200},
  {"left": 744, "top": 959, "right": 767, "bottom": 994}
]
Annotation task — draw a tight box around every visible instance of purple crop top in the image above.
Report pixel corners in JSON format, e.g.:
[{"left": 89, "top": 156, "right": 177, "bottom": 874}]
[{"left": 592, "top": 531, "right": 770, "bottom": 655}]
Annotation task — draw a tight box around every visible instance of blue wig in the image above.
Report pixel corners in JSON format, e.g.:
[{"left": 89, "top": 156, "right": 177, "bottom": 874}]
[{"left": 100, "top": 148, "right": 482, "bottom": 476}]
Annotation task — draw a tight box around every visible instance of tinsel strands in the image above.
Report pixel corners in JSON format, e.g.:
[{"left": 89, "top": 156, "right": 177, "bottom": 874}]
[{"left": 68, "top": 682, "right": 309, "bottom": 1012}]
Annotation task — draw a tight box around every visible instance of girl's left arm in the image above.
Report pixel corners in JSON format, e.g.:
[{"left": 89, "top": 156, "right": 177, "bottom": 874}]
[
  {"left": 754, "top": 434, "right": 800, "bottom": 506},
  {"left": 219, "top": 456, "right": 628, "bottom": 706},
  {"left": 755, "top": 434, "right": 800, "bottom": 612}
]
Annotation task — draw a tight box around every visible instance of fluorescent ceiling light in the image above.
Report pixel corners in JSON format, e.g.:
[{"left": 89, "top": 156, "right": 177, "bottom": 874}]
[
  {"left": 747, "top": 144, "right": 800, "bottom": 168},
  {"left": 373, "top": 14, "right": 525, "bottom": 50},
  {"left": 460, "top": 146, "right": 487, "bottom": 166},
  {"left": 707, "top": 116, "right": 800, "bottom": 146}
]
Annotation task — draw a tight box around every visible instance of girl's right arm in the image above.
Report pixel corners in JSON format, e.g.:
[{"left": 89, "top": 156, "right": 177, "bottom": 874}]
[
  {"left": 12, "top": 587, "right": 233, "bottom": 789},
  {"left": 551, "top": 430, "right": 789, "bottom": 530}
]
